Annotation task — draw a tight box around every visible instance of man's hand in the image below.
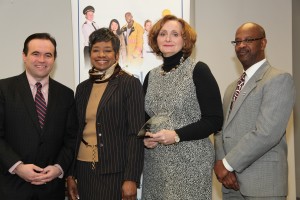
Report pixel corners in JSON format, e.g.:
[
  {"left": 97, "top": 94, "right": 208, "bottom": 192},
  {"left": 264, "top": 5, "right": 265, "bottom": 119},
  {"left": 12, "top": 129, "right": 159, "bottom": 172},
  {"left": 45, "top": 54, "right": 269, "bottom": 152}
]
[
  {"left": 214, "top": 160, "right": 239, "bottom": 190},
  {"left": 14, "top": 163, "right": 44, "bottom": 182},
  {"left": 122, "top": 180, "right": 137, "bottom": 200},
  {"left": 214, "top": 160, "right": 229, "bottom": 182},
  {"left": 66, "top": 176, "right": 80, "bottom": 200},
  {"left": 222, "top": 172, "right": 240, "bottom": 191},
  {"left": 30, "top": 165, "right": 62, "bottom": 185}
]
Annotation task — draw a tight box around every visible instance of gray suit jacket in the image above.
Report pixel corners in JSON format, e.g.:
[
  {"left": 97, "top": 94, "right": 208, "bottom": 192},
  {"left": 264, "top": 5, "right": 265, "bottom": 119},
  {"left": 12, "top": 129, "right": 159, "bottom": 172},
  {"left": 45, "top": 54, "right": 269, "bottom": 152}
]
[{"left": 215, "top": 61, "right": 296, "bottom": 197}]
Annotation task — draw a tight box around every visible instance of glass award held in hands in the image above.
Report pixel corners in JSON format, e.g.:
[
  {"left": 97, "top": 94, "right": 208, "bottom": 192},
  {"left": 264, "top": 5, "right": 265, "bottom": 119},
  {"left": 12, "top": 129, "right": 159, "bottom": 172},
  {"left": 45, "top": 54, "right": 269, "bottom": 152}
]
[{"left": 137, "top": 114, "right": 169, "bottom": 138}]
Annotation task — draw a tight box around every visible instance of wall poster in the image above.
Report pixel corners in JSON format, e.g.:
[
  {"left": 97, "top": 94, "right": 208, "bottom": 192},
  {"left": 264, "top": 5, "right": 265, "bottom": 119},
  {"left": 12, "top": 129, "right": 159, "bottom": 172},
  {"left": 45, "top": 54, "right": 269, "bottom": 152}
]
[{"left": 72, "top": 0, "right": 190, "bottom": 84}]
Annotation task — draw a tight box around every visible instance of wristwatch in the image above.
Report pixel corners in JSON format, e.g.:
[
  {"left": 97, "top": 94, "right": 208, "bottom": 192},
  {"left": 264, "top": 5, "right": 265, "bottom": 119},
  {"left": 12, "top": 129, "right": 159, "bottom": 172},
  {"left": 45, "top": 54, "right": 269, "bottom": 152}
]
[{"left": 174, "top": 133, "right": 180, "bottom": 143}]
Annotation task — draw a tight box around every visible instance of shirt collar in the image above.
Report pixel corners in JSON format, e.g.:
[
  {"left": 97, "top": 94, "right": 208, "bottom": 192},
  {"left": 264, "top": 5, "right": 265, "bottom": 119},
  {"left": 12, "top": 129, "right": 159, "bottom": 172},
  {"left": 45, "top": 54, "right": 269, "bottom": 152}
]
[
  {"left": 26, "top": 70, "right": 49, "bottom": 91},
  {"left": 244, "top": 58, "right": 266, "bottom": 82}
]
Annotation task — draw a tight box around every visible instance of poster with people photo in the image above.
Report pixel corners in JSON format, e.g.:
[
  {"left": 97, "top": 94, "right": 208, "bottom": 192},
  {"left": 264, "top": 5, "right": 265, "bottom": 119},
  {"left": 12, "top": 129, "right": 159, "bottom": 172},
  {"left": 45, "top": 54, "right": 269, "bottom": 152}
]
[{"left": 71, "top": 0, "right": 190, "bottom": 85}]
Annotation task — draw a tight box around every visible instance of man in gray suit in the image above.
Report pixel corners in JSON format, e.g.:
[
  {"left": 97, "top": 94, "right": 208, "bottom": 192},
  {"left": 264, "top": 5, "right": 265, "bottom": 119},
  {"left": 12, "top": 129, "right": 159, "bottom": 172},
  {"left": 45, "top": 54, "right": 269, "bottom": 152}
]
[{"left": 214, "top": 22, "right": 296, "bottom": 199}]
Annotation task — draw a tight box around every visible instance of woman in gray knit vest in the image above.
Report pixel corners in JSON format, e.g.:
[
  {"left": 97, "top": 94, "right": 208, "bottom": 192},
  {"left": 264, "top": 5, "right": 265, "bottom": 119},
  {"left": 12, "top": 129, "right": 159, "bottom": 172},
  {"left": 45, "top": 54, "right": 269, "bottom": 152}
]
[{"left": 142, "top": 15, "right": 223, "bottom": 200}]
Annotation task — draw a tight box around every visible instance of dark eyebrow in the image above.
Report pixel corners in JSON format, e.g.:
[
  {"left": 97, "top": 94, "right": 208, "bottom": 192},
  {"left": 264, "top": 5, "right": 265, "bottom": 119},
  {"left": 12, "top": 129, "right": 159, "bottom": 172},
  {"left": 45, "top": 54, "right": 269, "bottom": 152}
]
[
  {"left": 45, "top": 52, "right": 53, "bottom": 57},
  {"left": 31, "top": 51, "right": 53, "bottom": 56}
]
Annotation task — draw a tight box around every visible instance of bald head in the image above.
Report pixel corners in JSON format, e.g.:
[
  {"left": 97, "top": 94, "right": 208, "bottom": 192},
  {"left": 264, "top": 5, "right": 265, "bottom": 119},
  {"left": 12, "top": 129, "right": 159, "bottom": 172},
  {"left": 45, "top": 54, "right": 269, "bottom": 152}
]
[
  {"left": 234, "top": 22, "right": 267, "bottom": 70},
  {"left": 236, "top": 22, "right": 266, "bottom": 38}
]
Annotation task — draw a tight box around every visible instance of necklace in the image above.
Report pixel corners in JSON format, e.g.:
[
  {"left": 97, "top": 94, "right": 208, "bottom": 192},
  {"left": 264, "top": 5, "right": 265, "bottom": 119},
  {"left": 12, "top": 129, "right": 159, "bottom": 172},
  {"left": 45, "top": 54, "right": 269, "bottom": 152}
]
[
  {"left": 160, "top": 66, "right": 178, "bottom": 76},
  {"left": 160, "top": 56, "right": 184, "bottom": 76}
]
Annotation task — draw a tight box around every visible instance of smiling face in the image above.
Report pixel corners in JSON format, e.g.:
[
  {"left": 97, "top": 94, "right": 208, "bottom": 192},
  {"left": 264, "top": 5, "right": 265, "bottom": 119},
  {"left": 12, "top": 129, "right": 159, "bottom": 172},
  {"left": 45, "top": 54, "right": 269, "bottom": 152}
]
[
  {"left": 157, "top": 20, "right": 184, "bottom": 57},
  {"left": 125, "top": 13, "right": 133, "bottom": 25},
  {"left": 234, "top": 23, "right": 266, "bottom": 70},
  {"left": 90, "top": 41, "right": 119, "bottom": 72},
  {"left": 110, "top": 21, "right": 119, "bottom": 34},
  {"left": 23, "top": 39, "right": 55, "bottom": 81}
]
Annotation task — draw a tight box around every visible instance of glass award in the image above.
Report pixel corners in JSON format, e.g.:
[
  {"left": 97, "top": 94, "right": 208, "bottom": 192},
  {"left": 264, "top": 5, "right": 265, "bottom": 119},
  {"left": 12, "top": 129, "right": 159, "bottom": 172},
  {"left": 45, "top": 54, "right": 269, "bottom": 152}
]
[{"left": 137, "top": 115, "right": 169, "bottom": 138}]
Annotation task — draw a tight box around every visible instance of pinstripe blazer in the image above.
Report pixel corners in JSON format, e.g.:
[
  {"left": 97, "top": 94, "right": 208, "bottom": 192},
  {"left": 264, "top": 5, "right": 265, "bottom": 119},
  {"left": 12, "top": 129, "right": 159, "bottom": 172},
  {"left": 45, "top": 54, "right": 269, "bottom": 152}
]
[
  {"left": 215, "top": 61, "right": 296, "bottom": 197},
  {"left": 0, "top": 72, "right": 78, "bottom": 199},
  {"left": 72, "top": 66, "right": 144, "bottom": 184}
]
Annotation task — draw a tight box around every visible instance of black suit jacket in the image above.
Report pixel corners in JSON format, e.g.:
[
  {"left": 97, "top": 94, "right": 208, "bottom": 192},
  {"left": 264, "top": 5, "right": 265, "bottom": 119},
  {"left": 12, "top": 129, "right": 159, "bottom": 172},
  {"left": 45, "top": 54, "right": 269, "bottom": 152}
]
[
  {"left": 71, "top": 67, "right": 144, "bottom": 184},
  {"left": 0, "top": 72, "right": 78, "bottom": 199}
]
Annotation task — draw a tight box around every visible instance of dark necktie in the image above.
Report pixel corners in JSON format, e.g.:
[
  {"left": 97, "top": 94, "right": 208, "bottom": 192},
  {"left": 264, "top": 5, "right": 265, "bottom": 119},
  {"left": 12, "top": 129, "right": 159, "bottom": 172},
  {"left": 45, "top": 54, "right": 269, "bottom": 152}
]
[
  {"left": 35, "top": 82, "right": 47, "bottom": 128},
  {"left": 230, "top": 72, "right": 246, "bottom": 111},
  {"left": 92, "top": 23, "right": 97, "bottom": 30}
]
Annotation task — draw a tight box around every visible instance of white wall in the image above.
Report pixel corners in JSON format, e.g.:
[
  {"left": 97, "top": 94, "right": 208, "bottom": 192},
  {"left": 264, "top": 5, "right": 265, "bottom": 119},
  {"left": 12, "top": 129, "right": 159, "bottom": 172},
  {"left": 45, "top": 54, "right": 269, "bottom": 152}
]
[
  {"left": 0, "top": 0, "right": 297, "bottom": 199},
  {"left": 0, "top": 0, "right": 75, "bottom": 90},
  {"left": 193, "top": 0, "right": 295, "bottom": 199}
]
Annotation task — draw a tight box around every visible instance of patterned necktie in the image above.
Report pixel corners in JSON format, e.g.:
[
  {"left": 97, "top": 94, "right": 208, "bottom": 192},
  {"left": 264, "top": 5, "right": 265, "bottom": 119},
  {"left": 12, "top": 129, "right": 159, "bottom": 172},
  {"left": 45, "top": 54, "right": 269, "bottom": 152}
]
[
  {"left": 230, "top": 72, "right": 246, "bottom": 110},
  {"left": 35, "top": 82, "right": 47, "bottom": 128}
]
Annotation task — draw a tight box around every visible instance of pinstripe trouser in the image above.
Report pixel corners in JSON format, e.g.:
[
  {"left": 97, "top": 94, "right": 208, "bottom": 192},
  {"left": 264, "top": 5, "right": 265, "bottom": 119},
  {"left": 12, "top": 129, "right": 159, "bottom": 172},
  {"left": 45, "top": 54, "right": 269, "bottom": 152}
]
[{"left": 76, "top": 160, "right": 124, "bottom": 200}]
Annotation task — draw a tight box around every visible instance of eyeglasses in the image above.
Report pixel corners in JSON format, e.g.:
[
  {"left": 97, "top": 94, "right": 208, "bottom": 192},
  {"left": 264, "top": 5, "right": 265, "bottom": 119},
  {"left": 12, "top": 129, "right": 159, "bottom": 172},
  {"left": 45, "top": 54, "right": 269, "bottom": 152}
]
[{"left": 231, "top": 37, "right": 264, "bottom": 46}]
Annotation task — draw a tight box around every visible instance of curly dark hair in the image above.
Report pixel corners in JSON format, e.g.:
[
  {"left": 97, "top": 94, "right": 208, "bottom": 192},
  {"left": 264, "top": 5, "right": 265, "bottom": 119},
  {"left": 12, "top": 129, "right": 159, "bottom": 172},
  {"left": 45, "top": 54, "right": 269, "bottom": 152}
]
[{"left": 88, "top": 28, "right": 120, "bottom": 55}]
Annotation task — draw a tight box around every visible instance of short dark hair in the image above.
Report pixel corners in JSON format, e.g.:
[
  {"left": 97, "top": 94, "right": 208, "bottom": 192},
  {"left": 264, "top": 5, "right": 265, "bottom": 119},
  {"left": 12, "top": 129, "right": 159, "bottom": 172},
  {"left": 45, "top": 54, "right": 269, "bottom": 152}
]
[
  {"left": 23, "top": 33, "right": 57, "bottom": 59},
  {"left": 89, "top": 28, "right": 120, "bottom": 55}
]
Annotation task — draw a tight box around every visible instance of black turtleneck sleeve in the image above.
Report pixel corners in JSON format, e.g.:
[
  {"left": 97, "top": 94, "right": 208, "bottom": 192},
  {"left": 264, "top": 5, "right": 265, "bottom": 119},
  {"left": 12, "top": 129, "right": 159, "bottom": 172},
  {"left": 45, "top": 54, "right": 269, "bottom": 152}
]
[{"left": 176, "top": 61, "right": 223, "bottom": 141}]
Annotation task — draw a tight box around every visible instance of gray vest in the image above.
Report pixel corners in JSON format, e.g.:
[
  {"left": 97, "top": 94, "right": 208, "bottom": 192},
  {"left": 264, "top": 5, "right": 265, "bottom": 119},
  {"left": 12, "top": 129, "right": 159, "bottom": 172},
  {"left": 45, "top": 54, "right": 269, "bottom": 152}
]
[{"left": 145, "top": 57, "right": 201, "bottom": 131}]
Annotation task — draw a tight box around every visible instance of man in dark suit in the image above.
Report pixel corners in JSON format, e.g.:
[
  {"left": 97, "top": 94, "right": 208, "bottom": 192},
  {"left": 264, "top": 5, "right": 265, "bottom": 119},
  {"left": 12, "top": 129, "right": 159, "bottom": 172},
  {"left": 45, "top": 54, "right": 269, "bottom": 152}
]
[
  {"left": 214, "top": 22, "right": 296, "bottom": 199},
  {"left": 0, "top": 33, "right": 78, "bottom": 200}
]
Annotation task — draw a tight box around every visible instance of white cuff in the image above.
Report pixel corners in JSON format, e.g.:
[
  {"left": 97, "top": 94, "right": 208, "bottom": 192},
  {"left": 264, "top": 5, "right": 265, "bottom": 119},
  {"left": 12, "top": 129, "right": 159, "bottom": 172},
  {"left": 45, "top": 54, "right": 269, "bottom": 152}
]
[
  {"left": 222, "top": 158, "right": 234, "bottom": 172},
  {"left": 54, "top": 164, "right": 64, "bottom": 178},
  {"left": 9, "top": 161, "right": 23, "bottom": 174}
]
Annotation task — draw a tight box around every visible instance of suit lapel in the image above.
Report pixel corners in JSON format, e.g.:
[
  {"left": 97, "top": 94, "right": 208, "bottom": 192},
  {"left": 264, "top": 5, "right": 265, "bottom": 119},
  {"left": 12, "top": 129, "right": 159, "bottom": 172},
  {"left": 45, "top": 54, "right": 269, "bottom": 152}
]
[
  {"left": 223, "top": 83, "right": 236, "bottom": 124},
  {"left": 18, "top": 73, "right": 41, "bottom": 133},
  {"left": 96, "top": 76, "right": 119, "bottom": 116},
  {"left": 78, "top": 80, "right": 93, "bottom": 124},
  {"left": 224, "top": 62, "right": 270, "bottom": 128},
  {"left": 225, "top": 78, "right": 257, "bottom": 126}
]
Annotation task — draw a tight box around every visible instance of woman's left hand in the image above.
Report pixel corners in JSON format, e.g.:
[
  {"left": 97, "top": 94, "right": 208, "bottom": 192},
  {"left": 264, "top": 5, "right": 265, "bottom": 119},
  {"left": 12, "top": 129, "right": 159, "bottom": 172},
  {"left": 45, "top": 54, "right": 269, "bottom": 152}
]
[{"left": 146, "top": 129, "right": 177, "bottom": 145}]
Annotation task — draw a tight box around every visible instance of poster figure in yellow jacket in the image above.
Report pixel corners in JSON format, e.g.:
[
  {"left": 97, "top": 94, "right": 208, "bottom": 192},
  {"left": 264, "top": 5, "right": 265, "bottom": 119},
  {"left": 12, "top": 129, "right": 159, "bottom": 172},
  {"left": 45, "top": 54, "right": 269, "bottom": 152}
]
[{"left": 121, "top": 12, "right": 143, "bottom": 67}]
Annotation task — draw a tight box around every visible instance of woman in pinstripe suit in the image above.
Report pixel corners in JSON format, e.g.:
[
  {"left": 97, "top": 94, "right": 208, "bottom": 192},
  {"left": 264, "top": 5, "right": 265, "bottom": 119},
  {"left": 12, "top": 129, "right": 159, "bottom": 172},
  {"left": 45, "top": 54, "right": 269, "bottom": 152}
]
[{"left": 67, "top": 28, "right": 145, "bottom": 200}]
